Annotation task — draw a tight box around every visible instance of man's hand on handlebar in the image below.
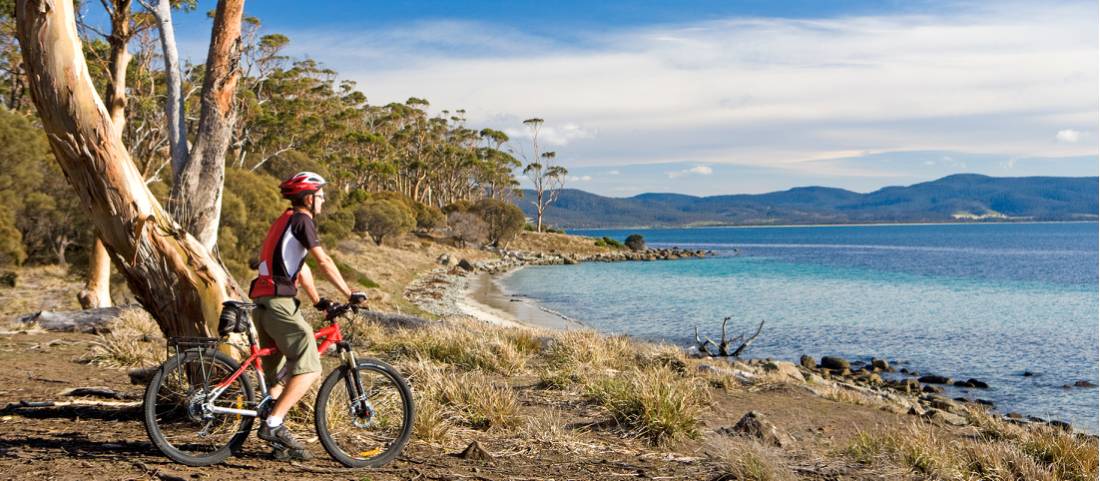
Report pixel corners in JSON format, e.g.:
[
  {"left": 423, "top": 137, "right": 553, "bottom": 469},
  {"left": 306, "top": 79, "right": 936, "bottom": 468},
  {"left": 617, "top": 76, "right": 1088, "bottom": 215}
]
[
  {"left": 313, "top": 297, "right": 336, "bottom": 312},
  {"left": 349, "top": 291, "right": 368, "bottom": 306}
]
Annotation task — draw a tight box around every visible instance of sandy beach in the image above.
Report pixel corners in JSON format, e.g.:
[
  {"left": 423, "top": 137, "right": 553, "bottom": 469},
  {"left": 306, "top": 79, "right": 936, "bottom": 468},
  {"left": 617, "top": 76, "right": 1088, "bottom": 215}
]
[
  {"left": 463, "top": 269, "right": 584, "bottom": 330},
  {"left": 405, "top": 264, "right": 583, "bottom": 330}
]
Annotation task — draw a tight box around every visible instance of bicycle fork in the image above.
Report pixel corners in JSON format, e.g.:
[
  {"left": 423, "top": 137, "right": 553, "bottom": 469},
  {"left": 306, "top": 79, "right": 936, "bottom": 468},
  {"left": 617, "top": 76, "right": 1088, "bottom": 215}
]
[{"left": 340, "top": 344, "right": 376, "bottom": 427}]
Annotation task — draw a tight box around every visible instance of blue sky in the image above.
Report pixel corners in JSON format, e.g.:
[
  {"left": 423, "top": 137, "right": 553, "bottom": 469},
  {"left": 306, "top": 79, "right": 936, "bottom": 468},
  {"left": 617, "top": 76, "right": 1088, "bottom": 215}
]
[{"left": 84, "top": 0, "right": 1098, "bottom": 196}]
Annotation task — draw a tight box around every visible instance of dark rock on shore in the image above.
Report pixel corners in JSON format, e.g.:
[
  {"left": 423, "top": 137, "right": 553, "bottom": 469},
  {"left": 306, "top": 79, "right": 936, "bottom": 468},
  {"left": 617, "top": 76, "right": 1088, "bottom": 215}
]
[
  {"left": 952, "top": 378, "right": 989, "bottom": 389},
  {"left": 922, "top": 384, "right": 943, "bottom": 394},
  {"left": 820, "top": 356, "right": 850, "bottom": 370},
  {"left": 799, "top": 355, "right": 816, "bottom": 370},
  {"left": 1048, "top": 420, "right": 1072, "bottom": 431},
  {"left": 871, "top": 358, "right": 890, "bottom": 371},
  {"left": 918, "top": 375, "right": 952, "bottom": 385},
  {"left": 719, "top": 411, "right": 793, "bottom": 448}
]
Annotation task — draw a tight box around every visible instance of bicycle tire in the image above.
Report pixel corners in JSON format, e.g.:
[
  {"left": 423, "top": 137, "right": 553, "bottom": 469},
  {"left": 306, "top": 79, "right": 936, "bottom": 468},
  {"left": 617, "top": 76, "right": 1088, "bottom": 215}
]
[
  {"left": 143, "top": 349, "right": 255, "bottom": 466},
  {"left": 314, "top": 358, "right": 415, "bottom": 468}
]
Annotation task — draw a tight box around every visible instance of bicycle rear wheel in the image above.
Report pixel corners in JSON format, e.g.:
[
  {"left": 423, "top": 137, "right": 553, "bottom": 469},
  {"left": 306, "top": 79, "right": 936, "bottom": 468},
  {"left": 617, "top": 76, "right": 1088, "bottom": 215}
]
[
  {"left": 143, "top": 349, "right": 255, "bottom": 466},
  {"left": 315, "top": 359, "right": 415, "bottom": 467}
]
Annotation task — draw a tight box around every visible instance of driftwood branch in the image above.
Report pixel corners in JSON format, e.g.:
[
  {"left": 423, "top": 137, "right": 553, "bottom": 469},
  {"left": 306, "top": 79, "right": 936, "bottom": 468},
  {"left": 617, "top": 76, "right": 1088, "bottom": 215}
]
[{"left": 694, "top": 317, "right": 765, "bottom": 357}]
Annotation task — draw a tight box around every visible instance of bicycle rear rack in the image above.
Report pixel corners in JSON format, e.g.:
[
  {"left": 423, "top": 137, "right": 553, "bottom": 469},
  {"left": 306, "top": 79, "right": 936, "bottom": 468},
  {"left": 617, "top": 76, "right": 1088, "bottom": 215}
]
[{"left": 167, "top": 336, "right": 220, "bottom": 358}]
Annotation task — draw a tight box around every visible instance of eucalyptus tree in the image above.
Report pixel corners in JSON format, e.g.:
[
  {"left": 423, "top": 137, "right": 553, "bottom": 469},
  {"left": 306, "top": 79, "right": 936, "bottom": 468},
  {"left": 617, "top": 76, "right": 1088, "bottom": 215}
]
[
  {"left": 16, "top": 0, "right": 241, "bottom": 336},
  {"left": 521, "top": 118, "right": 568, "bottom": 232}
]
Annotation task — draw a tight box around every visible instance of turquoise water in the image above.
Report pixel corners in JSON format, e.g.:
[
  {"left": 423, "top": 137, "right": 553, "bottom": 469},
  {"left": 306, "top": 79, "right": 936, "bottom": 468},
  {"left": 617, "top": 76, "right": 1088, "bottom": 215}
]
[{"left": 501, "top": 223, "right": 1099, "bottom": 430}]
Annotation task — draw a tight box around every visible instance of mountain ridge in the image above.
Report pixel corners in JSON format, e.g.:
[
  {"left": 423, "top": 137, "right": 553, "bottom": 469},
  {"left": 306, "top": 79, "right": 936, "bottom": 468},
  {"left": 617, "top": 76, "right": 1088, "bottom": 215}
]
[{"left": 513, "top": 174, "right": 1099, "bottom": 228}]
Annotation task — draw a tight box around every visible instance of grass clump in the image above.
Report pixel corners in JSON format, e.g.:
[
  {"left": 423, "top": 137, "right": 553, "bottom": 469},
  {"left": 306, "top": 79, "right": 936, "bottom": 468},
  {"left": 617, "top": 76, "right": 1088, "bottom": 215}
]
[
  {"left": 80, "top": 309, "right": 164, "bottom": 368},
  {"left": 358, "top": 320, "right": 533, "bottom": 375},
  {"left": 716, "top": 439, "right": 795, "bottom": 481},
  {"left": 843, "top": 419, "right": 1099, "bottom": 481},
  {"left": 585, "top": 366, "right": 708, "bottom": 445}
]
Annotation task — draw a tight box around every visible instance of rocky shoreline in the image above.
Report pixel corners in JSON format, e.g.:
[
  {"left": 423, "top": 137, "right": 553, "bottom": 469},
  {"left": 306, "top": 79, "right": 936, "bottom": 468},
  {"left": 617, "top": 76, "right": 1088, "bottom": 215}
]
[
  {"left": 405, "top": 244, "right": 1092, "bottom": 436},
  {"left": 712, "top": 354, "right": 1089, "bottom": 435}
]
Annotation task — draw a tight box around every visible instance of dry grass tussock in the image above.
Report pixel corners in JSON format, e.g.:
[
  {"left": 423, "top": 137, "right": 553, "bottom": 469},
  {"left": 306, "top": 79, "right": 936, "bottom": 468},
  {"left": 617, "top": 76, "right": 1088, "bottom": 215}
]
[
  {"left": 354, "top": 318, "right": 536, "bottom": 375},
  {"left": 585, "top": 366, "right": 710, "bottom": 445},
  {"left": 714, "top": 438, "right": 796, "bottom": 481},
  {"left": 81, "top": 308, "right": 165, "bottom": 368},
  {"left": 844, "top": 414, "right": 1098, "bottom": 481},
  {"left": 398, "top": 356, "right": 520, "bottom": 446}
]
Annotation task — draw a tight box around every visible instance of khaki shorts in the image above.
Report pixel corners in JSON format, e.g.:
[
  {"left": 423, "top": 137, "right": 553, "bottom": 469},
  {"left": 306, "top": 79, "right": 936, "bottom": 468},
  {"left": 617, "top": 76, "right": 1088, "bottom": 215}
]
[{"left": 254, "top": 296, "right": 321, "bottom": 387}]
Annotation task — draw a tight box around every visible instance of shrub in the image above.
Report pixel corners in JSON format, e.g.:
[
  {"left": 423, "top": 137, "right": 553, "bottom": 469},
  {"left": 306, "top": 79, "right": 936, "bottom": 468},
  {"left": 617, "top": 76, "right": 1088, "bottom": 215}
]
[
  {"left": 595, "top": 236, "right": 623, "bottom": 248},
  {"left": 217, "top": 168, "right": 284, "bottom": 278},
  {"left": 472, "top": 198, "right": 525, "bottom": 247},
  {"left": 625, "top": 234, "right": 646, "bottom": 251},
  {"left": 447, "top": 211, "right": 487, "bottom": 247},
  {"left": 354, "top": 198, "right": 415, "bottom": 245},
  {"left": 413, "top": 202, "right": 446, "bottom": 231},
  {"left": 442, "top": 200, "right": 473, "bottom": 215}
]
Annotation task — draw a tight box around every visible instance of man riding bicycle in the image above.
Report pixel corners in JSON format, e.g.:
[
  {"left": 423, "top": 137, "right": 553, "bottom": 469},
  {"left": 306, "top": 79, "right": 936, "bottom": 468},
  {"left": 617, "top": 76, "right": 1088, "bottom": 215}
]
[{"left": 249, "top": 171, "right": 365, "bottom": 460}]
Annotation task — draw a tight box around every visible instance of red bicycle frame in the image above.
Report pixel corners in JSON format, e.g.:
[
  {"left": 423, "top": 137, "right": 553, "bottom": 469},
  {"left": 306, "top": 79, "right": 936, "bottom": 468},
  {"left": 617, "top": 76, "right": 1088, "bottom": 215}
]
[
  {"left": 201, "top": 320, "right": 349, "bottom": 418},
  {"left": 215, "top": 322, "right": 343, "bottom": 391}
]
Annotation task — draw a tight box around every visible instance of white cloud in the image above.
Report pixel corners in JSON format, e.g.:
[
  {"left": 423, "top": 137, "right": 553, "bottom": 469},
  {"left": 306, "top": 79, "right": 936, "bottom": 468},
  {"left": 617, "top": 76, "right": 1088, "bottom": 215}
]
[
  {"left": 503, "top": 122, "right": 596, "bottom": 148},
  {"left": 607, "top": 169, "right": 621, "bottom": 175},
  {"left": 667, "top": 165, "right": 714, "bottom": 178},
  {"left": 1055, "top": 129, "right": 1083, "bottom": 143},
  {"left": 567, "top": 175, "right": 593, "bottom": 182},
  {"left": 269, "top": 1, "right": 1097, "bottom": 180}
]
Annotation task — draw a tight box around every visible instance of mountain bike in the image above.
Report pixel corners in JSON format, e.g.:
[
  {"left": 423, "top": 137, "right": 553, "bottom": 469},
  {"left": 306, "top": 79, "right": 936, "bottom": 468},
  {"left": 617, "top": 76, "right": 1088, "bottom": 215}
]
[{"left": 142, "top": 300, "right": 414, "bottom": 467}]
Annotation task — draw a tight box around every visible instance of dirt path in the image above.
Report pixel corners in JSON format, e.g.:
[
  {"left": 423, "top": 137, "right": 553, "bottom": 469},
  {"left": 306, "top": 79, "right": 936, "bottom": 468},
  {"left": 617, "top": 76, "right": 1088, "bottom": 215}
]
[{"left": 0, "top": 329, "right": 947, "bottom": 481}]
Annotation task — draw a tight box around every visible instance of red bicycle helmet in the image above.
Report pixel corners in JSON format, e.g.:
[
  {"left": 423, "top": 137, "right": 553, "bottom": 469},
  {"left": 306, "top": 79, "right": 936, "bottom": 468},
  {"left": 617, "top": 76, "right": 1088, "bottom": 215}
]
[{"left": 280, "top": 171, "right": 327, "bottom": 199}]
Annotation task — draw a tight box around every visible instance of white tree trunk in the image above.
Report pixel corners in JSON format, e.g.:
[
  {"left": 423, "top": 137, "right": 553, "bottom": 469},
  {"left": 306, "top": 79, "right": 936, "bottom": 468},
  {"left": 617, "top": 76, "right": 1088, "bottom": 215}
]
[
  {"left": 17, "top": 0, "right": 231, "bottom": 336},
  {"left": 146, "top": 0, "right": 188, "bottom": 177}
]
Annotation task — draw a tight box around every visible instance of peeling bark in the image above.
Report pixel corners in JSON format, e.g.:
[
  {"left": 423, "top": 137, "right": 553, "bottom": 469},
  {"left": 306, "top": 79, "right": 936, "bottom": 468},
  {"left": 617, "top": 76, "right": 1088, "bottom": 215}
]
[
  {"left": 81, "top": 0, "right": 134, "bottom": 310},
  {"left": 169, "top": 0, "right": 243, "bottom": 251},
  {"left": 16, "top": 0, "right": 230, "bottom": 336}
]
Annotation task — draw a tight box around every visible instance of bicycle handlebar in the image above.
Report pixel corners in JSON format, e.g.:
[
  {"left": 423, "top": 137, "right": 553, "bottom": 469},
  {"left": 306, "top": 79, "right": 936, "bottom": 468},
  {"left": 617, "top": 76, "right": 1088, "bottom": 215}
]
[{"left": 323, "top": 302, "right": 365, "bottom": 322}]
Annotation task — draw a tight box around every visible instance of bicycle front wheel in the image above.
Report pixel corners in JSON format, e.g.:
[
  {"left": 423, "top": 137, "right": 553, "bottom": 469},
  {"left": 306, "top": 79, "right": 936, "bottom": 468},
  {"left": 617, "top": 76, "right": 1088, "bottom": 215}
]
[
  {"left": 143, "top": 349, "right": 255, "bottom": 466},
  {"left": 315, "top": 359, "right": 415, "bottom": 467}
]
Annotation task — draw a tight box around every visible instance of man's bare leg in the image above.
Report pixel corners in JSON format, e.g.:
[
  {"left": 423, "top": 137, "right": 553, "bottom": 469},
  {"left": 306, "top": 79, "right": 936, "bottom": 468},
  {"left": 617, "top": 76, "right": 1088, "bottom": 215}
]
[{"left": 269, "top": 371, "right": 321, "bottom": 420}]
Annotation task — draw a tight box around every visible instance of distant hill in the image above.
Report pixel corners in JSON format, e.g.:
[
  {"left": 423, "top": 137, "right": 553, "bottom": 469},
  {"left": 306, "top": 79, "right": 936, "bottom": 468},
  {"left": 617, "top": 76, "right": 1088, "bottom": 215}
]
[{"left": 514, "top": 174, "right": 1099, "bottom": 228}]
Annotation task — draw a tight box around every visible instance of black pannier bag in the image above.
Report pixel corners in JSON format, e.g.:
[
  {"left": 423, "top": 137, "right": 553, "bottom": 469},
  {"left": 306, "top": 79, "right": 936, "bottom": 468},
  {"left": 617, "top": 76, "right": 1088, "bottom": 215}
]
[{"left": 217, "top": 301, "right": 251, "bottom": 337}]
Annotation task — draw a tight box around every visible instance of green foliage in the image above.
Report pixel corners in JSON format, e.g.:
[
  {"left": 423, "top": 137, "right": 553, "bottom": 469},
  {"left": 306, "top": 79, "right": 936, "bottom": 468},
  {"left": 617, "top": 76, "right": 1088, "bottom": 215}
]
[
  {"left": 0, "top": 109, "right": 89, "bottom": 267},
  {"left": 217, "top": 168, "right": 286, "bottom": 279},
  {"left": 625, "top": 234, "right": 646, "bottom": 251},
  {"left": 472, "top": 198, "right": 525, "bottom": 247},
  {"left": 594, "top": 236, "right": 624, "bottom": 249},
  {"left": 413, "top": 202, "right": 446, "bottom": 231},
  {"left": 354, "top": 199, "right": 415, "bottom": 245}
]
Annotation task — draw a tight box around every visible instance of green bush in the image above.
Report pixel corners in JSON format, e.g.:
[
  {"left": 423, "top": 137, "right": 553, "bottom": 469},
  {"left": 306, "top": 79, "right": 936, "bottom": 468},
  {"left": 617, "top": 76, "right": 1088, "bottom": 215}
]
[
  {"left": 0, "top": 108, "right": 90, "bottom": 267},
  {"left": 443, "top": 200, "right": 473, "bottom": 215},
  {"left": 472, "top": 198, "right": 525, "bottom": 247},
  {"left": 414, "top": 202, "right": 446, "bottom": 231},
  {"left": 354, "top": 198, "right": 415, "bottom": 245},
  {"left": 595, "top": 236, "right": 624, "bottom": 249},
  {"left": 447, "top": 211, "right": 487, "bottom": 247},
  {"left": 217, "top": 168, "right": 285, "bottom": 279},
  {"left": 625, "top": 234, "right": 646, "bottom": 251}
]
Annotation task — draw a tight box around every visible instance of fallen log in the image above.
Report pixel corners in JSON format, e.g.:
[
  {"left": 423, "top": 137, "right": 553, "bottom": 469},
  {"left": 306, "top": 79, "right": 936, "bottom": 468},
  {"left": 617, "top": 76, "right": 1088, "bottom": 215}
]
[
  {"left": 17, "top": 307, "right": 130, "bottom": 333},
  {"left": 693, "top": 318, "right": 765, "bottom": 358}
]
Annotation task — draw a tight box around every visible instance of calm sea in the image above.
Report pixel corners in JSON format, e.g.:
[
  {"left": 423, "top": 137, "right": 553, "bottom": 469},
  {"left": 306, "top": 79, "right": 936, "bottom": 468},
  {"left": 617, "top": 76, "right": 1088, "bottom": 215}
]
[{"left": 500, "top": 223, "right": 1100, "bottom": 431}]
